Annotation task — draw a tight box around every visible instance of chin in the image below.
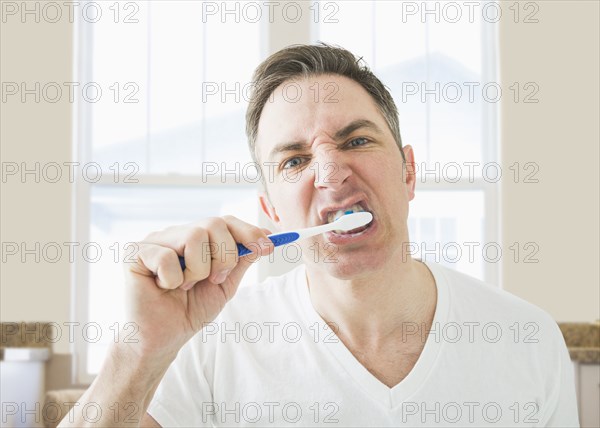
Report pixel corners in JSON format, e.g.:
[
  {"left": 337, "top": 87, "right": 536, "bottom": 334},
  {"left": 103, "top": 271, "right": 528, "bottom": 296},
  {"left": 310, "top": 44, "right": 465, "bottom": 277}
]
[{"left": 318, "top": 254, "right": 387, "bottom": 280}]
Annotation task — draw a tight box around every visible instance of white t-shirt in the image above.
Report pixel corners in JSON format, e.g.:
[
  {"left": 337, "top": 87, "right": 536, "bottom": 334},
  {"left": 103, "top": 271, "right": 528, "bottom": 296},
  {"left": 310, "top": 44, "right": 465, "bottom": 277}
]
[{"left": 147, "top": 261, "right": 579, "bottom": 427}]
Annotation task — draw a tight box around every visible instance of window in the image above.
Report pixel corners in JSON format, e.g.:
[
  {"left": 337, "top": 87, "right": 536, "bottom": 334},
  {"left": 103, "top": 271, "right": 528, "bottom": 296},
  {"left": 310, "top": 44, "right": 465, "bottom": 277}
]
[{"left": 75, "top": 0, "right": 498, "bottom": 383}]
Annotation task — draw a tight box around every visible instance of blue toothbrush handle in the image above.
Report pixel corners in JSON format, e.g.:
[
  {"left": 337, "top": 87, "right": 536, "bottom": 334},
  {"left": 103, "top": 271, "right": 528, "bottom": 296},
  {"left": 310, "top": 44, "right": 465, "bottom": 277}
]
[
  {"left": 265, "top": 231, "right": 301, "bottom": 248},
  {"left": 178, "top": 232, "right": 300, "bottom": 270}
]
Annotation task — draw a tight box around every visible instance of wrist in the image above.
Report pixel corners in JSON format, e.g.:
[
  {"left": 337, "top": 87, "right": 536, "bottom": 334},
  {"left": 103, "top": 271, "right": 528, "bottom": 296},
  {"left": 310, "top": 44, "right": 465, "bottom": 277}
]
[
  {"left": 91, "top": 341, "right": 174, "bottom": 407},
  {"left": 109, "top": 341, "right": 176, "bottom": 381}
]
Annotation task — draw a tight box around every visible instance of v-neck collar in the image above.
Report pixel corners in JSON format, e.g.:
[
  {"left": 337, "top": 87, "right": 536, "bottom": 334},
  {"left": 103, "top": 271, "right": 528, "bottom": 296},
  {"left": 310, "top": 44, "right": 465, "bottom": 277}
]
[{"left": 294, "top": 259, "right": 450, "bottom": 409}]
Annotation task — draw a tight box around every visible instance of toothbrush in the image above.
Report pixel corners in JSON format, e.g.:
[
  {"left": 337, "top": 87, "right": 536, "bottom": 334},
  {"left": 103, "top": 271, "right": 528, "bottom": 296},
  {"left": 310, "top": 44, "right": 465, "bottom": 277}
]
[{"left": 178, "top": 211, "right": 373, "bottom": 270}]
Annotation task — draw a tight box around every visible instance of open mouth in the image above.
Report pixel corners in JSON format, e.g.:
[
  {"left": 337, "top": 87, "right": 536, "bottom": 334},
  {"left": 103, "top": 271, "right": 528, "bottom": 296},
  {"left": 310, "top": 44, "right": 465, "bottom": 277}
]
[{"left": 324, "top": 202, "right": 373, "bottom": 236}]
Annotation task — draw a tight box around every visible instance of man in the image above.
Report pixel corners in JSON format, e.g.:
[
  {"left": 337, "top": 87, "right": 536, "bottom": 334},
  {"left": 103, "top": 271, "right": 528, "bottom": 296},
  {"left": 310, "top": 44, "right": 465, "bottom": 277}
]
[{"left": 61, "top": 44, "right": 579, "bottom": 427}]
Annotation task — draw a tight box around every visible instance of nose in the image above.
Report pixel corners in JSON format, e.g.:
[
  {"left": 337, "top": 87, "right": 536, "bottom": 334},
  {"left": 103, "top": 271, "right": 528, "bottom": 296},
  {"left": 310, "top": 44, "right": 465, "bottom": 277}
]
[{"left": 311, "top": 147, "right": 353, "bottom": 191}]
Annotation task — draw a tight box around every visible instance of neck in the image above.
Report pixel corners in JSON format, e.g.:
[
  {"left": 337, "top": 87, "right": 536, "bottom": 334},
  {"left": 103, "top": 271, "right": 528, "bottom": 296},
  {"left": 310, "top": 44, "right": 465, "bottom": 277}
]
[{"left": 305, "top": 256, "right": 437, "bottom": 349}]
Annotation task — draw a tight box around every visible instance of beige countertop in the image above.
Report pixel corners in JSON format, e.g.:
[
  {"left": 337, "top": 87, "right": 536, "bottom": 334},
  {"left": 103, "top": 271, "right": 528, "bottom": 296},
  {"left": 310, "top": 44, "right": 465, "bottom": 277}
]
[
  {"left": 0, "top": 322, "right": 54, "bottom": 359},
  {"left": 558, "top": 322, "right": 600, "bottom": 364},
  {"left": 2, "top": 321, "right": 599, "bottom": 363}
]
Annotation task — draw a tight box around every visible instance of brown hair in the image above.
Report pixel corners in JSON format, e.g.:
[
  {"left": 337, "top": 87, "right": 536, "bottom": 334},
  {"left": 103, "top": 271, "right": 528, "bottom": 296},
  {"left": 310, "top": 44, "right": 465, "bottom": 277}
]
[{"left": 245, "top": 43, "right": 406, "bottom": 165}]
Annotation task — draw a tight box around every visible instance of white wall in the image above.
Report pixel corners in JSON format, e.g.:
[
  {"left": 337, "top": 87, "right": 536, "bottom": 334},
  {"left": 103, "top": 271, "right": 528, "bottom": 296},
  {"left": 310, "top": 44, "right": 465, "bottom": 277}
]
[
  {"left": 1, "top": 10, "right": 74, "bottom": 354},
  {"left": 499, "top": 0, "right": 599, "bottom": 321}
]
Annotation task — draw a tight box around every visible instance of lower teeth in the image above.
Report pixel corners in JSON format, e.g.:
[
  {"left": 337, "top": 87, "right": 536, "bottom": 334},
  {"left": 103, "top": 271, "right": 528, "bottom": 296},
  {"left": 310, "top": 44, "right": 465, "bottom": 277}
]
[{"left": 333, "top": 225, "right": 368, "bottom": 235}]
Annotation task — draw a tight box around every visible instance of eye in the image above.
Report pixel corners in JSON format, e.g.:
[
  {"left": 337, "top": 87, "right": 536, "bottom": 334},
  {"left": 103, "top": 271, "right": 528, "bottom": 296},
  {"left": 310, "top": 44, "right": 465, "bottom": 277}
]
[
  {"left": 348, "top": 137, "right": 369, "bottom": 147},
  {"left": 282, "top": 157, "right": 304, "bottom": 169}
]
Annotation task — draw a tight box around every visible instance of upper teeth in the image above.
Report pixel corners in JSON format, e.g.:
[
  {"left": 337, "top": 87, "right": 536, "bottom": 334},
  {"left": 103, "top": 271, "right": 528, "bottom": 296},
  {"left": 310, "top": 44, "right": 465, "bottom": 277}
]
[{"left": 327, "top": 204, "right": 365, "bottom": 223}]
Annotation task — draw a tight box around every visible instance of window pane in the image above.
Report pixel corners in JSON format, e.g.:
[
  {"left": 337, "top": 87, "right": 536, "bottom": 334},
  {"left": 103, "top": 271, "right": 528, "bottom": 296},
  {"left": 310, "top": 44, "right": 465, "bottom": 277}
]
[
  {"left": 408, "top": 190, "right": 485, "bottom": 280},
  {"left": 428, "top": 17, "right": 483, "bottom": 166},
  {"left": 315, "top": 1, "right": 375, "bottom": 66},
  {"left": 204, "top": 10, "right": 261, "bottom": 164},
  {"left": 374, "top": 2, "right": 428, "bottom": 162},
  {"left": 87, "top": 185, "right": 260, "bottom": 374},
  {"left": 90, "top": 2, "right": 149, "bottom": 172},
  {"left": 148, "top": 1, "right": 205, "bottom": 173},
  {"left": 89, "top": 1, "right": 262, "bottom": 174}
]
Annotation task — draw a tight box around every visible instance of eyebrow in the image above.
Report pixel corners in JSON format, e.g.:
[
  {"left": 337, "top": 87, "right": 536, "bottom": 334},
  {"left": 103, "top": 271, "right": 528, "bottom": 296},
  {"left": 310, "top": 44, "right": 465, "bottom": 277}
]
[{"left": 267, "top": 119, "right": 384, "bottom": 161}]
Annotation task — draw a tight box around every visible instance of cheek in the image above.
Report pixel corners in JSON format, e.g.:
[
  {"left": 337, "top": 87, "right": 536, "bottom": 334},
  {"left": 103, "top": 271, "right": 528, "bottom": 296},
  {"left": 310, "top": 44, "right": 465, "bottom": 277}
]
[
  {"left": 269, "top": 172, "right": 315, "bottom": 224},
  {"left": 364, "top": 156, "right": 410, "bottom": 208},
  {"left": 364, "top": 154, "right": 404, "bottom": 183}
]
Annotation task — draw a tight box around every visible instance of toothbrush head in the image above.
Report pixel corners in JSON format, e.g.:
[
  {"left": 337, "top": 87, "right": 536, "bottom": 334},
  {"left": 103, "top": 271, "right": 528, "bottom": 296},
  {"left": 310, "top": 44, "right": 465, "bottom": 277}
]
[{"left": 332, "top": 211, "right": 373, "bottom": 231}]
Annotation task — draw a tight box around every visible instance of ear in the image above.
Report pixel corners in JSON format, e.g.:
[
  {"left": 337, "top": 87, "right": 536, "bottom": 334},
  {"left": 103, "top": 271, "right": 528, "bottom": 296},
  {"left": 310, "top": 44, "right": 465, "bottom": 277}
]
[
  {"left": 402, "top": 145, "right": 417, "bottom": 202},
  {"left": 259, "top": 191, "right": 280, "bottom": 224}
]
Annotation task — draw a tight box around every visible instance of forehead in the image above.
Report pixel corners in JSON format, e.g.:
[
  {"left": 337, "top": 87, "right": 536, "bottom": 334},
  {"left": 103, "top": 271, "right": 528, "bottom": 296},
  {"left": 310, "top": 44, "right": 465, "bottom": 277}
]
[{"left": 255, "top": 74, "right": 388, "bottom": 159}]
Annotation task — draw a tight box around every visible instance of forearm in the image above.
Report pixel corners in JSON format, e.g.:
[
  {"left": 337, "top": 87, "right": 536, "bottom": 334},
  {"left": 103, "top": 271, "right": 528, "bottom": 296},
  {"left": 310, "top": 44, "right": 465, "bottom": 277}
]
[{"left": 58, "top": 343, "right": 174, "bottom": 428}]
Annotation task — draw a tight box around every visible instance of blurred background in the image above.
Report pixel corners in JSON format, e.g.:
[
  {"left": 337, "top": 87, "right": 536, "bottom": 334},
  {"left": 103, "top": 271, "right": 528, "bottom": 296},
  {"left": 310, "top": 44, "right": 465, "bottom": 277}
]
[{"left": 1, "top": 1, "right": 599, "bottom": 427}]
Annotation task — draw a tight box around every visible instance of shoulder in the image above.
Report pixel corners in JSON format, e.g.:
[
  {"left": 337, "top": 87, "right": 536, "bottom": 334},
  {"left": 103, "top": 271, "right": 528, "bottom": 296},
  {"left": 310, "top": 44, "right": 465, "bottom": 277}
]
[
  {"left": 428, "top": 261, "right": 558, "bottom": 329},
  {"left": 425, "top": 262, "right": 577, "bottom": 427},
  {"left": 425, "top": 260, "right": 567, "bottom": 366}
]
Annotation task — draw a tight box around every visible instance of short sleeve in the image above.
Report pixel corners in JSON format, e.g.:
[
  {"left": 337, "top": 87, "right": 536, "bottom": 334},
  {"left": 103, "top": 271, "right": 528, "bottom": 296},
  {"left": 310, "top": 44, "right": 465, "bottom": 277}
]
[{"left": 147, "top": 337, "right": 215, "bottom": 427}]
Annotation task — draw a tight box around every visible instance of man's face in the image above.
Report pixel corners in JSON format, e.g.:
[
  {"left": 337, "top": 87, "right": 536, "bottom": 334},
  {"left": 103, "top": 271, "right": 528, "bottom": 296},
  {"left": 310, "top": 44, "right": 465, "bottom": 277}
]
[{"left": 255, "top": 74, "right": 416, "bottom": 278}]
